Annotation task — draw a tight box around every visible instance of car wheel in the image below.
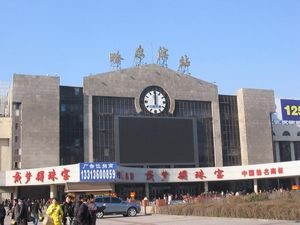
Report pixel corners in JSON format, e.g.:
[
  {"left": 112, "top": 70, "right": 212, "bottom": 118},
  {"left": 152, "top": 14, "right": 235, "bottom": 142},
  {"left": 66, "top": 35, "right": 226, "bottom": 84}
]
[
  {"left": 96, "top": 211, "right": 104, "bottom": 219},
  {"left": 127, "top": 207, "right": 137, "bottom": 217}
]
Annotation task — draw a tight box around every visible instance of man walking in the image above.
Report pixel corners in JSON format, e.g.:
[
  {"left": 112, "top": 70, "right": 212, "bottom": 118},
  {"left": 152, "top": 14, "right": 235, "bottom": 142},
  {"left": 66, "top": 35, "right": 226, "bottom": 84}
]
[
  {"left": 87, "top": 195, "right": 97, "bottom": 225},
  {"left": 76, "top": 195, "right": 90, "bottom": 225},
  {"left": 30, "top": 200, "right": 42, "bottom": 225},
  {"left": 61, "top": 195, "right": 74, "bottom": 225}
]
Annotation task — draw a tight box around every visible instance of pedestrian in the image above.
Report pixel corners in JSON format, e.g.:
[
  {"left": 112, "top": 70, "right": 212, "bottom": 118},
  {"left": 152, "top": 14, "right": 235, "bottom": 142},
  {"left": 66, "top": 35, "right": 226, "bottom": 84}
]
[
  {"left": 30, "top": 200, "right": 42, "bottom": 225},
  {"left": 16, "top": 198, "right": 28, "bottom": 225},
  {"left": 0, "top": 202, "right": 6, "bottom": 225},
  {"left": 7, "top": 201, "right": 13, "bottom": 216},
  {"left": 46, "top": 198, "right": 63, "bottom": 225},
  {"left": 61, "top": 195, "right": 74, "bottom": 225},
  {"left": 11, "top": 198, "right": 18, "bottom": 223},
  {"left": 167, "top": 194, "right": 172, "bottom": 205},
  {"left": 76, "top": 195, "right": 90, "bottom": 225},
  {"left": 72, "top": 195, "right": 83, "bottom": 225},
  {"left": 87, "top": 195, "right": 97, "bottom": 225}
]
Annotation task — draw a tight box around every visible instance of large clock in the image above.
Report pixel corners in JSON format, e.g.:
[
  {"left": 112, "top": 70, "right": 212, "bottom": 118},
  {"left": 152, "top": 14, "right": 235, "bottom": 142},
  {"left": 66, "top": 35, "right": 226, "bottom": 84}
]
[{"left": 140, "top": 86, "right": 169, "bottom": 114}]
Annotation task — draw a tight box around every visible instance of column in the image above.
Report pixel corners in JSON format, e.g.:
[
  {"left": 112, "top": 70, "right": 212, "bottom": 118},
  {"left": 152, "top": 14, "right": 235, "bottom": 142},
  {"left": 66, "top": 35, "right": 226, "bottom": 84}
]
[
  {"left": 145, "top": 183, "right": 150, "bottom": 199},
  {"left": 13, "top": 186, "right": 18, "bottom": 199},
  {"left": 275, "top": 142, "right": 280, "bottom": 162},
  {"left": 253, "top": 179, "right": 258, "bottom": 194},
  {"left": 290, "top": 142, "right": 295, "bottom": 161},
  {"left": 204, "top": 182, "right": 209, "bottom": 193},
  {"left": 50, "top": 185, "right": 57, "bottom": 199}
]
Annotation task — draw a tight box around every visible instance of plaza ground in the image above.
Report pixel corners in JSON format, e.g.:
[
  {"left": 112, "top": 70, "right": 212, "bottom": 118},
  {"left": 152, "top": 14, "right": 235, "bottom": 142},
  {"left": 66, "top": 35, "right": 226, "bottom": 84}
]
[{"left": 4, "top": 214, "right": 299, "bottom": 225}]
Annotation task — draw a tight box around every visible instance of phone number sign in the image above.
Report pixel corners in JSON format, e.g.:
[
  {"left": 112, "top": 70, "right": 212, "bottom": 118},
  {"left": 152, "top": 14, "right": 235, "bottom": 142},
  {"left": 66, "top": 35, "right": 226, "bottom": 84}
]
[
  {"left": 80, "top": 162, "right": 117, "bottom": 181},
  {"left": 281, "top": 99, "right": 300, "bottom": 121}
]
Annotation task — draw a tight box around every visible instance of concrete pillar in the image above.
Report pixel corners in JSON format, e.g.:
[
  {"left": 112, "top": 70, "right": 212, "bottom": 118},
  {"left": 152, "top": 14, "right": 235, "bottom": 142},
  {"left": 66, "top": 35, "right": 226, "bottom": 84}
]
[
  {"left": 13, "top": 186, "right": 18, "bottom": 199},
  {"left": 275, "top": 142, "right": 280, "bottom": 162},
  {"left": 50, "top": 185, "right": 57, "bottom": 199},
  {"left": 253, "top": 179, "right": 258, "bottom": 194},
  {"left": 204, "top": 182, "right": 209, "bottom": 193},
  {"left": 145, "top": 183, "right": 149, "bottom": 199},
  {"left": 290, "top": 142, "right": 296, "bottom": 161}
]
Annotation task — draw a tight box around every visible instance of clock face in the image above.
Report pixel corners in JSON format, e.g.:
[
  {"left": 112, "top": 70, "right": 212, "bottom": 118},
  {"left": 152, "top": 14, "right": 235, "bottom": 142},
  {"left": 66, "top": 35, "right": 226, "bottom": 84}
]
[{"left": 143, "top": 90, "right": 167, "bottom": 114}]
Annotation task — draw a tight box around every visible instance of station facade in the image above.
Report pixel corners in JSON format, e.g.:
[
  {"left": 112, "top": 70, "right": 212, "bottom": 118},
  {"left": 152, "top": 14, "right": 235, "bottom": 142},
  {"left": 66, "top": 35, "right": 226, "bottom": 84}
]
[{"left": 0, "top": 64, "right": 299, "bottom": 200}]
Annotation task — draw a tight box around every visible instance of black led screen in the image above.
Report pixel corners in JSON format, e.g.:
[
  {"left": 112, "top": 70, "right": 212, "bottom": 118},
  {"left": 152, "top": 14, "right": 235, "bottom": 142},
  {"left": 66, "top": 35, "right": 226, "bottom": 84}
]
[{"left": 118, "top": 117, "right": 196, "bottom": 164}]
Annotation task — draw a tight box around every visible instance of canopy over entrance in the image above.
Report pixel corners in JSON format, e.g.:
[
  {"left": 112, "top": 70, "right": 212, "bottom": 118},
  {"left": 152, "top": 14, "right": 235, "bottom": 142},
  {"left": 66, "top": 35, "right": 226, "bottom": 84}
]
[{"left": 65, "top": 182, "right": 113, "bottom": 193}]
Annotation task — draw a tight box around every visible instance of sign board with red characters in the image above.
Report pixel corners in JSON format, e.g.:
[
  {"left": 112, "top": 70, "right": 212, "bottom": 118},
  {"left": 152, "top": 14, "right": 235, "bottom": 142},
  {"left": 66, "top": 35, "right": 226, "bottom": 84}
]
[
  {"left": 2, "top": 160, "right": 300, "bottom": 187},
  {"left": 115, "top": 160, "right": 300, "bottom": 183},
  {"left": 6, "top": 164, "right": 79, "bottom": 186}
]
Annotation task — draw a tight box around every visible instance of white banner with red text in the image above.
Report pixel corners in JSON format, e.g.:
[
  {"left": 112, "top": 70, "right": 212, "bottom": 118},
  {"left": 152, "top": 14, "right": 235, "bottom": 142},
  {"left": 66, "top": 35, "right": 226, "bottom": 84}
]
[
  {"left": 5, "top": 164, "right": 79, "bottom": 186},
  {"left": 115, "top": 160, "right": 300, "bottom": 183},
  {"left": 3, "top": 160, "right": 300, "bottom": 186}
]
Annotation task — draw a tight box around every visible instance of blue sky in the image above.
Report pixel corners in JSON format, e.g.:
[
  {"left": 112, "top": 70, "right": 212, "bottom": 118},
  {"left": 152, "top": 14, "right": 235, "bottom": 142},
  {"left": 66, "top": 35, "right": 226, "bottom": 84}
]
[{"left": 0, "top": 0, "right": 299, "bottom": 98}]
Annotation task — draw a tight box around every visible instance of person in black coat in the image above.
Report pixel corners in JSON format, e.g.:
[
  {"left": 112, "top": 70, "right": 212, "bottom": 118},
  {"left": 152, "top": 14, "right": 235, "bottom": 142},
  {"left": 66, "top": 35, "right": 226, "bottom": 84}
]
[
  {"left": 76, "top": 196, "right": 90, "bottom": 225},
  {"left": 61, "top": 195, "right": 74, "bottom": 225},
  {"left": 71, "top": 195, "right": 83, "bottom": 225},
  {"left": 16, "top": 199, "right": 28, "bottom": 225},
  {"left": 30, "top": 200, "right": 42, "bottom": 225},
  {"left": 0, "top": 202, "right": 6, "bottom": 225},
  {"left": 87, "top": 195, "right": 97, "bottom": 225}
]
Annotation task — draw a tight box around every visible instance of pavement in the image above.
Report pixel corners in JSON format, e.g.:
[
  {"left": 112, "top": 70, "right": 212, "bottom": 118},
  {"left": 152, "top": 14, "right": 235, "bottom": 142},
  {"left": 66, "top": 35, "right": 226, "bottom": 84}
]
[{"left": 4, "top": 214, "right": 300, "bottom": 225}]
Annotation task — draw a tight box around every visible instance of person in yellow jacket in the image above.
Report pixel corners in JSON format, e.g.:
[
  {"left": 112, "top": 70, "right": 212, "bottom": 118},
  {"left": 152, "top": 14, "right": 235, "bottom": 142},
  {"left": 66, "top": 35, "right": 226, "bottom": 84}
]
[{"left": 46, "top": 198, "right": 63, "bottom": 225}]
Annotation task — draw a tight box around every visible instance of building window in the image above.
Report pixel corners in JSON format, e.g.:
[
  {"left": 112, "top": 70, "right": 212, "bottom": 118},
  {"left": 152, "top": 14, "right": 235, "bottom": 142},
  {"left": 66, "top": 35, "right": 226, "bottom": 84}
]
[
  {"left": 14, "top": 162, "right": 20, "bottom": 169},
  {"left": 279, "top": 141, "right": 291, "bottom": 162},
  {"left": 74, "top": 88, "right": 80, "bottom": 96},
  {"left": 219, "top": 95, "right": 241, "bottom": 166},
  {"left": 294, "top": 141, "right": 300, "bottom": 160},
  {"left": 282, "top": 131, "right": 291, "bottom": 136},
  {"left": 297, "top": 131, "right": 300, "bottom": 136},
  {"left": 14, "top": 103, "right": 21, "bottom": 117},
  {"left": 14, "top": 149, "right": 20, "bottom": 155},
  {"left": 60, "top": 86, "right": 84, "bottom": 165},
  {"left": 15, "top": 136, "right": 18, "bottom": 143},
  {"left": 61, "top": 104, "right": 66, "bottom": 112},
  {"left": 15, "top": 123, "right": 19, "bottom": 130},
  {"left": 104, "top": 148, "right": 110, "bottom": 157}
]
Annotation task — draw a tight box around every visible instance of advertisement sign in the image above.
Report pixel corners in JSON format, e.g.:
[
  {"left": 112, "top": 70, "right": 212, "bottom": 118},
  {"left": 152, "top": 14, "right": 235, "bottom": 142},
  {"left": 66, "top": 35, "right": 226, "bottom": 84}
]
[
  {"left": 2, "top": 161, "right": 300, "bottom": 187},
  {"left": 280, "top": 99, "right": 300, "bottom": 121},
  {"left": 6, "top": 164, "right": 79, "bottom": 186},
  {"left": 115, "top": 161, "right": 300, "bottom": 183},
  {"left": 79, "top": 162, "right": 116, "bottom": 182}
]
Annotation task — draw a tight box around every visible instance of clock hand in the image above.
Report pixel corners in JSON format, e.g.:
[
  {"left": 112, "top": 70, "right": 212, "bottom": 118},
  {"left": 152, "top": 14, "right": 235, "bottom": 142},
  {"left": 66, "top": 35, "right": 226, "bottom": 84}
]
[{"left": 154, "top": 91, "right": 157, "bottom": 106}]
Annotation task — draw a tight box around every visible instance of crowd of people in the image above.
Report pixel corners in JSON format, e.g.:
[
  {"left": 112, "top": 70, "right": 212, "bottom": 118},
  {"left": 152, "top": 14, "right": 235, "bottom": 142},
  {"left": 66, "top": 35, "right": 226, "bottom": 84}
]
[{"left": 2, "top": 194, "right": 99, "bottom": 225}]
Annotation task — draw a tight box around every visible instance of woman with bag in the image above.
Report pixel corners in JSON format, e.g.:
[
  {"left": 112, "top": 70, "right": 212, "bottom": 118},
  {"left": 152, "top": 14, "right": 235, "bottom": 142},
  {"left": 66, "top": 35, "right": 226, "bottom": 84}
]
[{"left": 45, "top": 198, "right": 63, "bottom": 225}]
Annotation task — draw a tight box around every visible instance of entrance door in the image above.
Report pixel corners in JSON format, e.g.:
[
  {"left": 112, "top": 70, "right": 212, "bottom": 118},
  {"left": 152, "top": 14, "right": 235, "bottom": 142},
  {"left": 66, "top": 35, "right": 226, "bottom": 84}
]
[{"left": 149, "top": 185, "right": 171, "bottom": 200}]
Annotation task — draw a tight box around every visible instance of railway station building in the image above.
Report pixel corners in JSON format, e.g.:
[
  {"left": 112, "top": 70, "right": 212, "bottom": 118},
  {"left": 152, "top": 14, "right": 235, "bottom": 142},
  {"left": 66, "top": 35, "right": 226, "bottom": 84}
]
[{"left": 0, "top": 64, "right": 299, "bottom": 200}]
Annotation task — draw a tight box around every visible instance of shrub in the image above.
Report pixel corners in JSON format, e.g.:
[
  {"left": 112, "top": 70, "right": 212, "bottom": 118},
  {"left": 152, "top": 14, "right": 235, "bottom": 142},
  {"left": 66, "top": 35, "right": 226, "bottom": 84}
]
[
  {"left": 243, "top": 193, "right": 269, "bottom": 202},
  {"left": 157, "top": 191, "right": 300, "bottom": 220}
]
